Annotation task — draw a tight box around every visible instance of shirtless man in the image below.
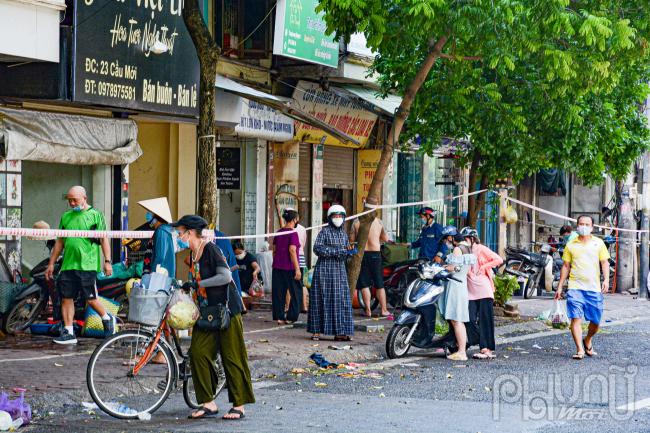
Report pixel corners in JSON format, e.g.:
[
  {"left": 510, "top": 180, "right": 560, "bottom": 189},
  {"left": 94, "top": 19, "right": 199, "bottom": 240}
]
[{"left": 350, "top": 217, "right": 390, "bottom": 317}]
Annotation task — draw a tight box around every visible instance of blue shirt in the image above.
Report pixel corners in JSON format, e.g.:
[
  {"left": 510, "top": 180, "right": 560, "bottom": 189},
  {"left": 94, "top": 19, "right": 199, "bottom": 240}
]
[
  {"left": 152, "top": 224, "right": 176, "bottom": 277},
  {"left": 412, "top": 222, "right": 443, "bottom": 260},
  {"left": 214, "top": 230, "right": 242, "bottom": 293}
]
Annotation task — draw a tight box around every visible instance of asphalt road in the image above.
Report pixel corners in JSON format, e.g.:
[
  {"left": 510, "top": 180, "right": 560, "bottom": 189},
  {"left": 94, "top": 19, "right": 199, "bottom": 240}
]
[{"left": 25, "top": 319, "right": 650, "bottom": 433}]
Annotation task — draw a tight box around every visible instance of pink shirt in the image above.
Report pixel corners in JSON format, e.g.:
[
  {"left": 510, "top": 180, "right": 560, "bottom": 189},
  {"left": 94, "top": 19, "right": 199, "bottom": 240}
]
[{"left": 467, "top": 244, "right": 504, "bottom": 300}]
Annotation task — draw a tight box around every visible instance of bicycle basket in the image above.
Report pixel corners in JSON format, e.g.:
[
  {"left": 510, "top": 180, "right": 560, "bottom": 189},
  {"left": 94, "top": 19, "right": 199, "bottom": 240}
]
[{"left": 127, "top": 284, "right": 169, "bottom": 326}]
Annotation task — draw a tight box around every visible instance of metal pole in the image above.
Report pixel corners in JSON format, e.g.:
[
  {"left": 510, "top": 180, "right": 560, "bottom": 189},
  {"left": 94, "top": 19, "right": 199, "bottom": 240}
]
[{"left": 639, "top": 152, "right": 650, "bottom": 299}]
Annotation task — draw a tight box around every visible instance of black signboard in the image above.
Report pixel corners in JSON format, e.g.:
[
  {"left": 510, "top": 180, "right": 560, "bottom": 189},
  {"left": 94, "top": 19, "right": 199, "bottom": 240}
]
[
  {"left": 73, "top": 0, "right": 199, "bottom": 116},
  {"left": 216, "top": 148, "right": 241, "bottom": 190}
]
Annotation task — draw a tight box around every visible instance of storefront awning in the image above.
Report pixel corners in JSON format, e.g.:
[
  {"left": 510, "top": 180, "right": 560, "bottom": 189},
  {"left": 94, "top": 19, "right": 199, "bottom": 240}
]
[
  {"left": 0, "top": 107, "right": 142, "bottom": 165},
  {"left": 215, "top": 75, "right": 359, "bottom": 145},
  {"left": 341, "top": 85, "right": 403, "bottom": 116}
]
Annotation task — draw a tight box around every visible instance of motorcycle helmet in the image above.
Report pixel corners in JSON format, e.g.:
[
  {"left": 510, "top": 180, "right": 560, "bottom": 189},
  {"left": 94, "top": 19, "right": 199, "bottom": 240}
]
[
  {"left": 417, "top": 207, "right": 435, "bottom": 217},
  {"left": 441, "top": 225, "right": 458, "bottom": 237},
  {"left": 460, "top": 226, "right": 479, "bottom": 239},
  {"left": 327, "top": 204, "right": 346, "bottom": 218}
]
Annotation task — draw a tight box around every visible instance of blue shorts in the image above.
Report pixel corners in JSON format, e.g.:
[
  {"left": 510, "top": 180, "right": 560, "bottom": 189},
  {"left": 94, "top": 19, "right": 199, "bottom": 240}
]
[{"left": 566, "top": 290, "right": 604, "bottom": 325}]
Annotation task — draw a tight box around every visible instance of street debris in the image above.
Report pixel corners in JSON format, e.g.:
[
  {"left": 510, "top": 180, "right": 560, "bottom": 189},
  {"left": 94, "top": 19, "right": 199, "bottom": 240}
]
[
  {"left": 532, "top": 344, "right": 542, "bottom": 349},
  {"left": 137, "top": 412, "right": 151, "bottom": 421},
  {"left": 378, "top": 393, "right": 386, "bottom": 398},
  {"left": 314, "top": 382, "right": 328, "bottom": 388},
  {"left": 327, "top": 345, "right": 353, "bottom": 351}
]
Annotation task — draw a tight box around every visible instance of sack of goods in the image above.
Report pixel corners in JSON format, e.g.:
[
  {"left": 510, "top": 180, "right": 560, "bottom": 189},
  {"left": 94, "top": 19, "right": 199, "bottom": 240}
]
[{"left": 167, "top": 291, "right": 199, "bottom": 330}]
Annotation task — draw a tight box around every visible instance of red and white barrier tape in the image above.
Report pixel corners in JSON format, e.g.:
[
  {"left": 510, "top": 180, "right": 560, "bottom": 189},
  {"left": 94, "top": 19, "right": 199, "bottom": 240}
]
[
  {"left": 0, "top": 190, "right": 488, "bottom": 240},
  {"left": 500, "top": 193, "right": 645, "bottom": 235}
]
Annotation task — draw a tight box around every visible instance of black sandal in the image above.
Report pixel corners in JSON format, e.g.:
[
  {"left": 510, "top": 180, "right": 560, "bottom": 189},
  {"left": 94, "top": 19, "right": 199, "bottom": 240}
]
[
  {"left": 188, "top": 406, "right": 219, "bottom": 419},
  {"left": 334, "top": 335, "right": 352, "bottom": 342},
  {"left": 223, "top": 408, "right": 245, "bottom": 420}
]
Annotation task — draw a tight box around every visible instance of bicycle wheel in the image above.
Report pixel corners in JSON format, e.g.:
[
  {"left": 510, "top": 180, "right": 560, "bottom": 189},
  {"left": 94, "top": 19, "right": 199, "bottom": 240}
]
[
  {"left": 87, "top": 330, "right": 176, "bottom": 419},
  {"left": 182, "top": 354, "right": 227, "bottom": 409}
]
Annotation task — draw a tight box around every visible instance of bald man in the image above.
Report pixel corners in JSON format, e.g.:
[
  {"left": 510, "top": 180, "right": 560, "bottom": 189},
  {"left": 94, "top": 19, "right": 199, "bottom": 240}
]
[{"left": 46, "top": 186, "right": 114, "bottom": 344}]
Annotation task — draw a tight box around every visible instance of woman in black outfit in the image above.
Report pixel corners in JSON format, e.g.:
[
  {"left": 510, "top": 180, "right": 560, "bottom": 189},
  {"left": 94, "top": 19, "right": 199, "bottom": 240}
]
[{"left": 172, "top": 215, "right": 255, "bottom": 421}]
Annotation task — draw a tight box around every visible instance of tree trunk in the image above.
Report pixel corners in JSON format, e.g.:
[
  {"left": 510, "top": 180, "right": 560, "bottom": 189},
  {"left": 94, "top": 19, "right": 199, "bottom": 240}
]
[
  {"left": 467, "top": 174, "right": 489, "bottom": 228},
  {"left": 183, "top": 0, "right": 221, "bottom": 224},
  {"left": 347, "top": 37, "right": 449, "bottom": 297}
]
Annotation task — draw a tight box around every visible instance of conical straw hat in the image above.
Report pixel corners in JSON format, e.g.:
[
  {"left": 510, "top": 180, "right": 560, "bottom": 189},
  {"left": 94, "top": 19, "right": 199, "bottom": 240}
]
[{"left": 137, "top": 197, "right": 173, "bottom": 224}]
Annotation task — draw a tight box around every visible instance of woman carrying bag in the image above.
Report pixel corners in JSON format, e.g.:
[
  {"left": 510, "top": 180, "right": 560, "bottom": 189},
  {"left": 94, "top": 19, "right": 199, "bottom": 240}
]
[{"left": 173, "top": 215, "right": 255, "bottom": 421}]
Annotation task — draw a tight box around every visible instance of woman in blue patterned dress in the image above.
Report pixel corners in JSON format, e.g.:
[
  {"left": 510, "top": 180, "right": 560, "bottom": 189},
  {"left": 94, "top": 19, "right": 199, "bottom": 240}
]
[{"left": 308, "top": 205, "right": 354, "bottom": 341}]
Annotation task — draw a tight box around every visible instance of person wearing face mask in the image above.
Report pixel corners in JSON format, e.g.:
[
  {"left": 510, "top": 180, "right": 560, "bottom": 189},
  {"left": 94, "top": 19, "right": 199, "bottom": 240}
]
[
  {"left": 308, "top": 205, "right": 355, "bottom": 341},
  {"left": 138, "top": 197, "right": 176, "bottom": 277},
  {"left": 232, "top": 240, "right": 262, "bottom": 296},
  {"left": 434, "top": 226, "right": 458, "bottom": 264},
  {"left": 409, "top": 207, "right": 444, "bottom": 260},
  {"left": 45, "top": 186, "right": 114, "bottom": 345},
  {"left": 271, "top": 209, "right": 303, "bottom": 325},
  {"left": 555, "top": 215, "right": 610, "bottom": 360},
  {"left": 462, "top": 226, "right": 503, "bottom": 360}
]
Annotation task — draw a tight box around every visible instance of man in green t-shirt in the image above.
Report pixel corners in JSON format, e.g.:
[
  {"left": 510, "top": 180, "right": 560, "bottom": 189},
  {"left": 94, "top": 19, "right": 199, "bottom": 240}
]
[{"left": 45, "top": 186, "right": 114, "bottom": 344}]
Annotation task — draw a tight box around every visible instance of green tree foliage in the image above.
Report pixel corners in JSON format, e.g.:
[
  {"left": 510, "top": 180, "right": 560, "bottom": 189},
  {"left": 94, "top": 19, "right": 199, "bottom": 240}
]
[{"left": 318, "top": 0, "right": 650, "bottom": 286}]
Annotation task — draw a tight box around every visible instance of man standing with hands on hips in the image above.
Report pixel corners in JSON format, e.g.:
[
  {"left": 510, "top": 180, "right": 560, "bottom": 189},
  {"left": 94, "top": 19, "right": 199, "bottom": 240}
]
[
  {"left": 555, "top": 215, "right": 610, "bottom": 360},
  {"left": 45, "top": 186, "right": 114, "bottom": 345}
]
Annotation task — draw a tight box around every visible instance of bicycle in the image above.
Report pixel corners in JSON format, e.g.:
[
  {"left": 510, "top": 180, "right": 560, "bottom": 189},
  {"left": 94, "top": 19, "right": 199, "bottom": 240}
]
[{"left": 86, "top": 284, "right": 226, "bottom": 419}]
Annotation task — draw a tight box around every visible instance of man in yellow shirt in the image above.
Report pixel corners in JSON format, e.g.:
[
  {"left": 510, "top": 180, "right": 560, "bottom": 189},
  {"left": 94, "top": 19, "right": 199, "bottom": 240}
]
[{"left": 556, "top": 215, "right": 610, "bottom": 360}]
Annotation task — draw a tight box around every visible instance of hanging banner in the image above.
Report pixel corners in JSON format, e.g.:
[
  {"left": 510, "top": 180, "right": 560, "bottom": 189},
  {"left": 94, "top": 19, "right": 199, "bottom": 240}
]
[
  {"left": 273, "top": 141, "right": 300, "bottom": 229},
  {"left": 73, "top": 0, "right": 199, "bottom": 116},
  {"left": 273, "top": 0, "right": 339, "bottom": 68},
  {"left": 356, "top": 150, "right": 382, "bottom": 214},
  {"left": 292, "top": 81, "right": 377, "bottom": 148}
]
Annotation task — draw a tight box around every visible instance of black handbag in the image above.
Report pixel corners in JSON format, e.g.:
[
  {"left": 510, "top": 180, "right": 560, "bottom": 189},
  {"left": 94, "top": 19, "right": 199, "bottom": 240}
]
[{"left": 196, "top": 283, "right": 232, "bottom": 331}]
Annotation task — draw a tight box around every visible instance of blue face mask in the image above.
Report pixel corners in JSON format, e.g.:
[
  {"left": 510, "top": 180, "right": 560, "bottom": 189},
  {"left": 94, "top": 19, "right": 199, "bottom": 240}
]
[
  {"left": 145, "top": 212, "right": 154, "bottom": 222},
  {"left": 72, "top": 206, "right": 83, "bottom": 212},
  {"left": 176, "top": 236, "right": 189, "bottom": 250}
]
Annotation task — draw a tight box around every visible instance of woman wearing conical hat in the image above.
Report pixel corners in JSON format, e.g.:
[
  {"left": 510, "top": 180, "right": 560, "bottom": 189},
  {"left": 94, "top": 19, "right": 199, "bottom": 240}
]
[{"left": 137, "top": 197, "right": 176, "bottom": 277}]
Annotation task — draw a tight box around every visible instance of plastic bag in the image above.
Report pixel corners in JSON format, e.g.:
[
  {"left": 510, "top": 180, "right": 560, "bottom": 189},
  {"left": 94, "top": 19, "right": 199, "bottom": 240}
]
[
  {"left": 503, "top": 205, "right": 518, "bottom": 224},
  {"left": 0, "top": 391, "right": 31, "bottom": 425},
  {"left": 166, "top": 290, "right": 199, "bottom": 330},
  {"left": 550, "top": 300, "right": 569, "bottom": 328},
  {"left": 249, "top": 279, "right": 265, "bottom": 297}
]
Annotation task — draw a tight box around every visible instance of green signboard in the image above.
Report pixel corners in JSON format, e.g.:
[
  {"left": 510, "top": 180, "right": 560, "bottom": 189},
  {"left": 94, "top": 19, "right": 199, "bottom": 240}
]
[{"left": 273, "top": 0, "right": 339, "bottom": 68}]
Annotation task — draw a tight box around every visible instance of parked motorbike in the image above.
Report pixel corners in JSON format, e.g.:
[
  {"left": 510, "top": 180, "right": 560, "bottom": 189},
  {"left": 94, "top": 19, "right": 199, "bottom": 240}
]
[
  {"left": 2, "top": 248, "right": 131, "bottom": 334},
  {"left": 357, "top": 258, "right": 419, "bottom": 312},
  {"left": 385, "top": 262, "right": 459, "bottom": 358},
  {"left": 502, "top": 244, "right": 552, "bottom": 299}
]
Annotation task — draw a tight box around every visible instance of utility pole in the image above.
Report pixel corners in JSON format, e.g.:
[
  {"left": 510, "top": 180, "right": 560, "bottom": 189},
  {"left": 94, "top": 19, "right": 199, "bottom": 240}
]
[
  {"left": 617, "top": 177, "right": 636, "bottom": 293},
  {"left": 639, "top": 152, "right": 650, "bottom": 299}
]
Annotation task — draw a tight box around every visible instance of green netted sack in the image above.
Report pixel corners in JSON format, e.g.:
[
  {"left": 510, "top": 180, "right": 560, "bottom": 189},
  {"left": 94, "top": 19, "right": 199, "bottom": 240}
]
[{"left": 381, "top": 244, "right": 409, "bottom": 266}]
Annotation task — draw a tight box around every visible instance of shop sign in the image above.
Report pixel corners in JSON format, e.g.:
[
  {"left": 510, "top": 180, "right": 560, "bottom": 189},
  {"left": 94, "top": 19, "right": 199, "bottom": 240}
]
[
  {"left": 216, "top": 148, "right": 241, "bottom": 190},
  {"left": 236, "top": 100, "right": 294, "bottom": 142},
  {"left": 356, "top": 150, "right": 382, "bottom": 214},
  {"left": 292, "top": 81, "right": 377, "bottom": 148},
  {"left": 273, "top": 0, "right": 339, "bottom": 68},
  {"left": 73, "top": 0, "right": 199, "bottom": 116}
]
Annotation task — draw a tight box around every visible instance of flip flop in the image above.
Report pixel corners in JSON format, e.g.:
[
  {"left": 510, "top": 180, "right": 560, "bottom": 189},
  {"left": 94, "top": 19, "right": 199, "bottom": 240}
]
[
  {"left": 473, "top": 352, "right": 489, "bottom": 360},
  {"left": 310, "top": 335, "right": 320, "bottom": 341},
  {"left": 572, "top": 352, "right": 585, "bottom": 360},
  {"left": 584, "top": 340, "right": 597, "bottom": 356},
  {"left": 223, "top": 408, "right": 245, "bottom": 420},
  {"left": 188, "top": 406, "right": 219, "bottom": 419}
]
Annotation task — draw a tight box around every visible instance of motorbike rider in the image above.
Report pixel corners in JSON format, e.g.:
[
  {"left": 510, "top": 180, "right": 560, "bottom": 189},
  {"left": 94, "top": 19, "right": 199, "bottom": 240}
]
[
  {"left": 434, "top": 226, "right": 458, "bottom": 264},
  {"left": 408, "top": 207, "right": 444, "bottom": 260}
]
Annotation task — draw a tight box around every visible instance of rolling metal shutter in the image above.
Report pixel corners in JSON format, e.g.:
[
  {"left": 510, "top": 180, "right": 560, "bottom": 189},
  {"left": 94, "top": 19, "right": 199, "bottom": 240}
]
[
  {"left": 323, "top": 146, "right": 354, "bottom": 189},
  {"left": 299, "top": 143, "right": 312, "bottom": 200}
]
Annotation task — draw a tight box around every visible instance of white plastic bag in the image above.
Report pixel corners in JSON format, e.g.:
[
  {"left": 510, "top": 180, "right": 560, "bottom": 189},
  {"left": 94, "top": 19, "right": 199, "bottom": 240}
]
[
  {"left": 166, "top": 290, "right": 199, "bottom": 330},
  {"left": 550, "top": 300, "right": 569, "bottom": 328}
]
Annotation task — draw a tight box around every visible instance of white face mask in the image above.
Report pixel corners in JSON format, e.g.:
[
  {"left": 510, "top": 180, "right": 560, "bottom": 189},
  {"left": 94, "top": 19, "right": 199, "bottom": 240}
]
[
  {"left": 576, "top": 226, "right": 592, "bottom": 236},
  {"left": 236, "top": 252, "right": 246, "bottom": 260},
  {"left": 331, "top": 217, "right": 344, "bottom": 227}
]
